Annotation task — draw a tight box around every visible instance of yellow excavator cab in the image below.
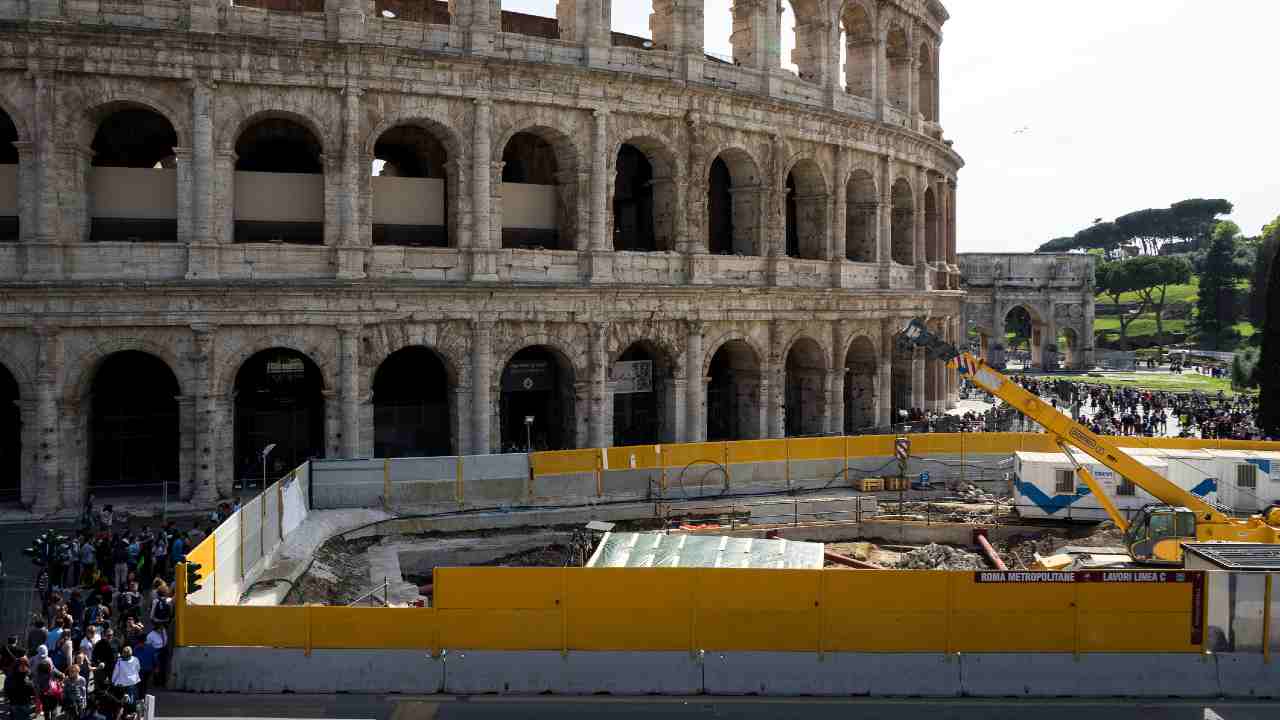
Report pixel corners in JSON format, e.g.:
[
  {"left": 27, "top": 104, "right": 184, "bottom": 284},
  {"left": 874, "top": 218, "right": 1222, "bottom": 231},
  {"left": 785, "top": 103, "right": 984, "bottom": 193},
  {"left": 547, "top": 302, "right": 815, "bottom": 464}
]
[{"left": 1266, "top": 506, "right": 1280, "bottom": 527}]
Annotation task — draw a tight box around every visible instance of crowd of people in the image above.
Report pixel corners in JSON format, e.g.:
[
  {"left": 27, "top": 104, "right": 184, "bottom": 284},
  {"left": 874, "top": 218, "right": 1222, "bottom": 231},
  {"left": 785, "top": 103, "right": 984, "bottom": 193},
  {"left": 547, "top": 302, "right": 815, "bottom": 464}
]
[{"left": 2, "top": 498, "right": 229, "bottom": 720}]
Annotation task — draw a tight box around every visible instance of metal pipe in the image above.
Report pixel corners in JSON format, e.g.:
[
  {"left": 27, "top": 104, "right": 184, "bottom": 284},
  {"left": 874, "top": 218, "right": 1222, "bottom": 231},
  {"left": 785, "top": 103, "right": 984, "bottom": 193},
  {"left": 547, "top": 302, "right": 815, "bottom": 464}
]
[
  {"left": 823, "top": 551, "right": 882, "bottom": 570},
  {"left": 974, "top": 530, "right": 1007, "bottom": 571}
]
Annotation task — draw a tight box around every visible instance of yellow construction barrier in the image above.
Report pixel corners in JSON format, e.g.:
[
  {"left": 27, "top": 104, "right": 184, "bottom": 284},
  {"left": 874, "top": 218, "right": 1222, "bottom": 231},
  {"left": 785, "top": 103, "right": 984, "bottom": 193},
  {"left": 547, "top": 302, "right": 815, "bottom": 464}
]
[{"left": 176, "top": 565, "right": 1206, "bottom": 655}]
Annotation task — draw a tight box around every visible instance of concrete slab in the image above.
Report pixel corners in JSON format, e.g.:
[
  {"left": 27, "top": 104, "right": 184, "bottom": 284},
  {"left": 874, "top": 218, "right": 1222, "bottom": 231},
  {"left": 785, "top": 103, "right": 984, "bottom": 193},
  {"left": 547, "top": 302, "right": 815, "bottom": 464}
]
[
  {"left": 1217, "top": 653, "right": 1280, "bottom": 698},
  {"left": 961, "top": 653, "right": 1219, "bottom": 698},
  {"left": 443, "top": 650, "right": 702, "bottom": 695},
  {"left": 697, "top": 652, "right": 961, "bottom": 697},
  {"left": 172, "top": 647, "right": 443, "bottom": 693}
]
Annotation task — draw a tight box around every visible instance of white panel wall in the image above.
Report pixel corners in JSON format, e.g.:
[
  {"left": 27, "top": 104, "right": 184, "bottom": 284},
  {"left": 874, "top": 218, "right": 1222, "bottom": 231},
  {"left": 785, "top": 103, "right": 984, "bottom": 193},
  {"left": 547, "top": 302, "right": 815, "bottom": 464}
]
[
  {"left": 0, "top": 165, "right": 16, "bottom": 215},
  {"left": 90, "top": 167, "right": 178, "bottom": 218},
  {"left": 372, "top": 176, "right": 445, "bottom": 225},
  {"left": 234, "top": 171, "right": 324, "bottom": 221},
  {"left": 500, "top": 183, "right": 558, "bottom": 229}
]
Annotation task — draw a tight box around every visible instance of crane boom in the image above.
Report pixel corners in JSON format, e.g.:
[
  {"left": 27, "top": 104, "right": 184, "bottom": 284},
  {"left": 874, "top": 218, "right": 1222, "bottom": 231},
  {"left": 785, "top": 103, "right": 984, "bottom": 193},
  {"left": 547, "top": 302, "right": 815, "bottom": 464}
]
[{"left": 898, "top": 319, "right": 1229, "bottom": 525}]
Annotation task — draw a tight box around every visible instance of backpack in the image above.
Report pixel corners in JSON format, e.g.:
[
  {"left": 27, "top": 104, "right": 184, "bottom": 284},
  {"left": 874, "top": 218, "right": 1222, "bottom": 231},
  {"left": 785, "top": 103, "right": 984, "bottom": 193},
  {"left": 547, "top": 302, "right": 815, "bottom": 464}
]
[
  {"left": 50, "top": 643, "right": 68, "bottom": 673},
  {"left": 152, "top": 598, "right": 172, "bottom": 623},
  {"left": 83, "top": 604, "right": 100, "bottom": 627}
]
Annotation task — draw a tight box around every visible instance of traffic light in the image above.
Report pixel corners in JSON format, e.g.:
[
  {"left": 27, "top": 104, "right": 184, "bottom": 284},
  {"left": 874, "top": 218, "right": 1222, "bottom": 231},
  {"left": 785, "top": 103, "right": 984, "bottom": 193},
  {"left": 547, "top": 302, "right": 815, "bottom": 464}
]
[
  {"left": 186, "top": 562, "right": 203, "bottom": 594},
  {"left": 23, "top": 530, "right": 68, "bottom": 568}
]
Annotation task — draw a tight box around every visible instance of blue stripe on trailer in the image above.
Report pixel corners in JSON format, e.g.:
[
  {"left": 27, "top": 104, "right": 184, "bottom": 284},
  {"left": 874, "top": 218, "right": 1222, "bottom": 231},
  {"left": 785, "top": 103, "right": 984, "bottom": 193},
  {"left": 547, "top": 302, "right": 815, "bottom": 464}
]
[{"left": 1016, "top": 476, "right": 1217, "bottom": 515}]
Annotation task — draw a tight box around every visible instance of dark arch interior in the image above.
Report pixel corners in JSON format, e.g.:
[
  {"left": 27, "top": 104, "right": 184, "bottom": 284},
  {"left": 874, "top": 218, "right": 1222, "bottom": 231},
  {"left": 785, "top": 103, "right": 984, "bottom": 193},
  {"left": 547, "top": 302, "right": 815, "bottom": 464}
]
[
  {"left": 891, "top": 342, "right": 914, "bottom": 423},
  {"left": 373, "top": 125, "right": 451, "bottom": 248},
  {"left": 612, "top": 343, "right": 666, "bottom": 447},
  {"left": 0, "top": 109, "right": 16, "bottom": 242},
  {"left": 708, "top": 157, "right": 734, "bottom": 255},
  {"left": 374, "top": 347, "right": 453, "bottom": 458},
  {"left": 844, "top": 339, "right": 877, "bottom": 434},
  {"left": 91, "top": 108, "right": 178, "bottom": 168},
  {"left": 707, "top": 342, "right": 760, "bottom": 441},
  {"left": 784, "top": 340, "right": 826, "bottom": 437},
  {"left": 614, "top": 145, "right": 656, "bottom": 252},
  {"left": 501, "top": 132, "right": 563, "bottom": 250},
  {"left": 0, "top": 364, "right": 18, "bottom": 500},
  {"left": 501, "top": 132, "right": 558, "bottom": 184},
  {"left": 234, "top": 349, "right": 324, "bottom": 483},
  {"left": 500, "top": 346, "right": 574, "bottom": 452},
  {"left": 235, "top": 118, "right": 323, "bottom": 174},
  {"left": 891, "top": 179, "right": 914, "bottom": 266},
  {"left": 90, "top": 351, "right": 179, "bottom": 494},
  {"left": 785, "top": 172, "right": 799, "bottom": 258}
]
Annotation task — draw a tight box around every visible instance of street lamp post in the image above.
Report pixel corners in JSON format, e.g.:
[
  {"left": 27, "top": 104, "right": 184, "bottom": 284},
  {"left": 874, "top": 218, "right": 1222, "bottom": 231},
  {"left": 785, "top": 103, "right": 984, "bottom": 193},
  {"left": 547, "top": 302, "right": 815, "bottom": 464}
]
[
  {"left": 261, "top": 443, "right": 277, "bottom": 492},
  {"left": 524, "top": 416, "right": 535, "bottom": 453}
]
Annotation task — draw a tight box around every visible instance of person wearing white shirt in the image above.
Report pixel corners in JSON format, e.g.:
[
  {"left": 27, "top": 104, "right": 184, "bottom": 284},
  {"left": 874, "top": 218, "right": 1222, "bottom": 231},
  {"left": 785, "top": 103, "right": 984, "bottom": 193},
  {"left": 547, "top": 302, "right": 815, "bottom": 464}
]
[{"left": 110, "top": 645, "right": 141, "bottom": 702}]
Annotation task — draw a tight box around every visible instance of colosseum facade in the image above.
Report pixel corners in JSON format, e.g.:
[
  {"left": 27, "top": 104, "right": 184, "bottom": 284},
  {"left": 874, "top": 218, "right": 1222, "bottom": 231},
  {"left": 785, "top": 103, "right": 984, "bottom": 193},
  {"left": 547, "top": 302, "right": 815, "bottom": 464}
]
[{"left": 0, "top": 0, "right": 962, "bottom": 512}]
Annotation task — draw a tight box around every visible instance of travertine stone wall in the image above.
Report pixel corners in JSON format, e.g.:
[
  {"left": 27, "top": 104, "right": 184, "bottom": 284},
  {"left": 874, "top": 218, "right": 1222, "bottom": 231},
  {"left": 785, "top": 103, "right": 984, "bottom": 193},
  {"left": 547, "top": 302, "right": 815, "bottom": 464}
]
[{"left": 0, "top": 0, "right": 961, "bottom": 513}]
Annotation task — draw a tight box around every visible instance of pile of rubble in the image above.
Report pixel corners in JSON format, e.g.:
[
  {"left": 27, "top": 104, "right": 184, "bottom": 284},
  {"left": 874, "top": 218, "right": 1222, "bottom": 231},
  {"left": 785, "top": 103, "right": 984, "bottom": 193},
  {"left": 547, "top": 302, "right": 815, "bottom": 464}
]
[
  {"left": 957, "top": 483, "right": 1000, "bottom": 503},
  {"left": 894, "top": 543, "right": 986, "bottom": 571},
  {"left": 997, "top": 522, "right": 1131, "bottom": 570}
]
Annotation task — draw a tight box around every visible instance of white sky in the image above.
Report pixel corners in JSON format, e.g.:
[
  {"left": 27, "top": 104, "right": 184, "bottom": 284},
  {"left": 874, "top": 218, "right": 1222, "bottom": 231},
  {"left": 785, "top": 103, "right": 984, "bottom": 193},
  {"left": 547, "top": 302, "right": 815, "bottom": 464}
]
[{"left": 504, "top": 0, "right": 1280, "bottom": 251}]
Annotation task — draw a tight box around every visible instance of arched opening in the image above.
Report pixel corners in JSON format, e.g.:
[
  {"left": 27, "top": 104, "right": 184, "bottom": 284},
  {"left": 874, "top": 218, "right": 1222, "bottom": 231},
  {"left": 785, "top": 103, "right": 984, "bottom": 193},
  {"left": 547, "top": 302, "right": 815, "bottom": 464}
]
[
  {"left": 610, "top": 0, "right": 655, "bottom": 45},
  {"left": 891, "top": 341, "right": 914, "bottom": 424},
  {"left": 704, "top": 0, "right": 733, "bottom": 61},
  {"left": 373, "top": 347, "right": 453, "bottom": 458},
  {"left": 788, "top": 0, "right": 828, "bottom": 84},
  {"left": 234, "top": 116, "right": 325, "bottom": 244},
  {"left": 372, "top": 124, "right": 452, "bottom": 248},
  {"left": 924, "top": 186, "right": 940, "bottom": 263},
  {"left": 0, "top": 108, "right": 17, "bottom": 242},
  {"left": 88, "top": 106, "right": 179, "bottom": 243},
  {"left": 375, "top": 0, "right": 449, "bottom": 23},
  {"left": 1004, "top": 305, "right": 1044, "bottom": 369},
  {"left": 1057, "top": 327, "right": 1079, "bottom": 370},
  {"left": 500, "top": 346, "right": 575, "bottom": 452},
  {"left": 844, "top": 337, "right": 877, "bottom": 434},
  {"left": 918, "top": 43, "right": 936, "bottom": 121},
  {"left": 0, "top": 364, "right": 19, "bottom": 501},
  {"left": 234, "top": 349, "right": 325, "bottom": 484},
  {"left": 891, "top": 178, "right": 914, "bottom": 266},
  {"left": 784, "top": 338, "right": 827, "bottom": 437},
  {"left": 842, "top": 3, "right": 875, "bottom": 98},
  {"left": 612, "top": 342, "right": 673, "bottom": 446},
  {"left": 779, "top": 0, "right": 798, "bottom": 76},
  {"left": 784, "top": 160, "right": 828, "bottom": 260},
  {"left": 846, "top": 169, "right": 876, "bottom": 262},
  {"left": 886, "top": 27, "right": 910, "bottom": 112},
  {"left": 501, "top": 130, "right": 574, "bottom": 250},
  {"left": 707, "top": 149, "right": 761, "bottom": 256},
  {"left": 89, "top": 351, "right": 179, "bottom": 495},
  {"left": 706, "top": 340, "right": 762, "bottom": 441},
  {"left": 613, "top": 144, "right": 656, "bottom": 252}
]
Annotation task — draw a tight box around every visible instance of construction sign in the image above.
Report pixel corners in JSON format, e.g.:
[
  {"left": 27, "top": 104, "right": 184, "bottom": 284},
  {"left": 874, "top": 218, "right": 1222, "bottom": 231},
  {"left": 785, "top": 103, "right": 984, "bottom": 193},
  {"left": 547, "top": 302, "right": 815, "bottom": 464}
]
[{"left": 895, "top": 436, "right": 910, "bottom": 475}]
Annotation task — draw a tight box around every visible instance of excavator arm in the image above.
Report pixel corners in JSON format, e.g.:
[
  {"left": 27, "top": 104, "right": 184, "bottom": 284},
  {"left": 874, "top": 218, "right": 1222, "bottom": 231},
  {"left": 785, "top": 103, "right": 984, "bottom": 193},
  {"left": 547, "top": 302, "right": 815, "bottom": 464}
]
[{"left": 899, "top": 319, "right": 1229, "bottom": 526}]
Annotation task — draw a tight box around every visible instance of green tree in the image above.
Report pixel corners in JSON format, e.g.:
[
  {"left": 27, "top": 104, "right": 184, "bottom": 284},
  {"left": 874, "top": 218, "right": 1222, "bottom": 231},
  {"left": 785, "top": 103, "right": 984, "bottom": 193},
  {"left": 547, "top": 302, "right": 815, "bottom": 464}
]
[
  {"left": 1248, "top": 216, "right": 1280, "bottom": 326},
  {"left": 1193, "top": 221, "right": 1247, "bottom": 350},
  {"left": 1127, "top": 255, "right": 1192, "bottom": 335},
  {"left": 1036, "top": 198, "right": 1232, "bottom": 254},
  {"left": 1096, "top": 259, "right": 1149, "bottom": 346},
  {"left": 1259, "top": 234, "right": 1280, "bottom": 437}
]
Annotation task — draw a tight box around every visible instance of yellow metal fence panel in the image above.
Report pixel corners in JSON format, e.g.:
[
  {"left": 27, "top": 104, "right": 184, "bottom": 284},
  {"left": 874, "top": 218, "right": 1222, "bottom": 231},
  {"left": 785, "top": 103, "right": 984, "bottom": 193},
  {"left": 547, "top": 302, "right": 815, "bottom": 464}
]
[
  {"left": 724, "top": 439, "right": 787, "bottom": 464},
  {"left": 309, "top": 607, "right": 438, "bottom": 651},
  {"left": 823, "top": 571, "right": 949, "bottom": 652},
  {"left": 530, "top": 449, "right": 596, "bottom": 477},
  {"left": 183, "top": 605, "right": 307, "bottom": 648},
  {"left": 564, "top": 569, "right": 696, "bottom": 651},
  {"left": 435, "top": 567, "right": 563, "bottom": 609},
  {"left": 692, "top": 569, "right": 821, "bottom": 652}
]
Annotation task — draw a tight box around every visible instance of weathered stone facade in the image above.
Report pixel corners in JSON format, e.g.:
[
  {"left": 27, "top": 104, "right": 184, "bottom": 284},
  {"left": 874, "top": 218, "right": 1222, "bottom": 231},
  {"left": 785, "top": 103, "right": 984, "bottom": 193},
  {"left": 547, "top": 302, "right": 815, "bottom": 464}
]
[
  {"left": 0, "top": 0, "right": 962, "bottom": 512},
  {"left": 959, "top": 253, "right": 1096, "bottom": 370}
]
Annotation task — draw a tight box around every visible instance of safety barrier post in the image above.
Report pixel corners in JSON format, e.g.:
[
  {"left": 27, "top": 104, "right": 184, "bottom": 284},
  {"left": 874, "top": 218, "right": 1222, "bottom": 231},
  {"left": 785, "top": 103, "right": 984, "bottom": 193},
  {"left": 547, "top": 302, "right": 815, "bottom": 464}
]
[{"left": 1264, "top": 574, "right": 1273, "bottom": 664}]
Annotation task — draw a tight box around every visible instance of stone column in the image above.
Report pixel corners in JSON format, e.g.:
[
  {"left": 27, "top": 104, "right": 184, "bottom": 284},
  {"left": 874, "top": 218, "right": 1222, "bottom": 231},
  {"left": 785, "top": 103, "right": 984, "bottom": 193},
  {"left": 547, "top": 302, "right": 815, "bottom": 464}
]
[
  {"left": 911, "top": 345, "right": 926, "bottom": 412},
  {"left": 586, "top": 108, "right": 612, "bottom": 283},
  {"left": 338, "top": 325, "right": 361, "bottom": 457},
  {"left": 877, "top": 318, "right": 894, "bottom": 427},
  {"left": 914, "top": 169, "right": 930, "bottom": 290},
  {"left": 337, "top": 87, "right": 366, "bottom": 279},
  {"left": 211, "top": 394, "right": 233, "bottom": 498},
  {"left": 33, "top": 325, "right": 61, "bottom": 514},
  {"left": 875, "top": 27, "right": 890, "bottom": 121},
  {"left": 190, "top": 0, "right": 217, "bottom": 32},
  {"left": 336, "top": 0, "right": 366, "bottom": 43},
  {"left": 187, "top": 80, "right": 219, "bottom": 279},
  {"left": 685, "top": 321, "right": 704, "bottom": 442},
  {"left": 177, "top": 395, "right": 196, "bottom": 501},
  {"left": 828, "top": 323, "right": 846, "bottom": 434},
  {"left": 767, "top": 321, "right": 785, "bottom": 438},
  {"left": 831, "top": 148, "right": 849, "bottom": 286},
  {"left": 471, "top": 320, "right": 494, "bottom": 454},
  {"left": 451, "top": 0, "right": 495, "bottom": 52},
  {"left": 189, "top": 325, "right": 219, "bottom": 504},
  {"left": 324, "top": 389, "right": 341, "bottom": 458},
  {"left": 1082, "top": 288, "right": 1096, "bottom": 369},
  {"left": 470, "top": 99, "right": 498, "bottom": 281},
  {"left": 877, "top": 156, "right": 893, "bottom": 289},
  {"left": 588, "top": 322, "right": 610, "bottom": 448},
  {"left": 25, "top": 73, "right": 61, "bottom": 279}
]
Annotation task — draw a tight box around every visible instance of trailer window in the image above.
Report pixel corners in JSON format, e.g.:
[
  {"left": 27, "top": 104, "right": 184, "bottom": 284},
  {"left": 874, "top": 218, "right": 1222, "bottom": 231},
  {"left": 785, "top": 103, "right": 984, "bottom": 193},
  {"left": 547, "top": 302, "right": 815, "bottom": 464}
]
[
  {"left": 1054, "top": 469, "right": 1075, "bottom": 493},
  {"left": 1149, "top": 512, "right": 1174, "bottom": 539},
  {"left": 1236, "top": 464, "right": 1258, "bottom": 489},
  {"left": 1117, "top": 478, "right": 1136, "bottom": 496}
]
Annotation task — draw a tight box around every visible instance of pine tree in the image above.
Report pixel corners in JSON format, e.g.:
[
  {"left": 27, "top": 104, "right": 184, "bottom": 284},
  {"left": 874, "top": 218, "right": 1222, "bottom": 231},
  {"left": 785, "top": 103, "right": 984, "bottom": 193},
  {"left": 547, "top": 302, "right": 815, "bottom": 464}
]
[
  {"left": 1259, "top": 239, "right": 1280, "bottom": 437},
  {"left": 1193, "top": 222, "right": 1245, "bottom": 350}
]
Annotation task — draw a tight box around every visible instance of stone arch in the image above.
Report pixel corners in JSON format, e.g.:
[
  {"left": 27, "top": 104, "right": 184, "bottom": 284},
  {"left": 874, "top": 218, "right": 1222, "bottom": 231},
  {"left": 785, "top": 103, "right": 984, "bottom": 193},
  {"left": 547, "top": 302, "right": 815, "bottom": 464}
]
[
  {"left": 233, "top": 346, "right": 327, "bottom": 481},
  {"left": 213, "top": 335, "right": 336, "bottom": 400},
  {"left": 1002, "top": 303, "right": 1047, "bottom": 368},
  {"left": 367, "top": 116, "right": 464, "bottom": 249},
  {"left": 781, "top": 330, "right": 832, "bottom": 371},
  {"left": 492, "top": 334, "right": 589, "bottom": 394},
  {"left": 365, "top": 339, "right": 465, "bottom": 397},
  {"left": 783, "top": 156, "right": 829, "bottom": 260},
  {"left": 63, "top": 337, "right": 190, "bottom": 407},
  {"left": 371, "top": 344, "right": 458, "bottom": 458},
  {"left": 363, "top": 110, "right": 465, "bottom": 162},
  {"left": 496, "top": 122, "right": 583, "bottom": 251},
  {"left": 891, "top": 177, "right": 914, "bottom": 266},
  {"left": 885, "top": 23, "right": 911, "bottom": 112},
  {"left": 839, "top": 0, "right": 877, "bottom": 98},
  {"left": 918, "top": 41, "right": 936, "bottom": 121},
  {"left": 217, "top": 101, "right": 335, "bottom": 155},
  {"left": 84, "top": 349, "right": 183, "bottom": 494},
  {"left": 610, "top": 131, "right": 681, "bottom": 253},
  {"left": 705, "top": 145, "right": 764, "bottom": 256},
  {"left": 72, "top": 92, "right": 189, "bottom": 151},
  {"left": 704, "top": 333, "right": 765, "bottom": 442},
  {"left": 496, "top": 340, "right": 580, "bottom": 452},
  {"left": 924, "top": 185, "right": 940, "bottom": 263},
  {"left": 783, "top": 334, "right": 829, "bottom": 437},
  {"left": 611, "top": 337, "right": 679, "bottom": 446},
  {"left": 702, "top": 329, "right": 768, "bottom": 379},
  {"left": 0, "top": 95, "right": 29, "bottom": 145},
  {"left": 787, "top": 0, "right": 831, "bottom": 84},
  {"left": 846, "top": 168, "right": 877, "bottom": 262},
  {"left": 843, "top": 333, "right": 878, "bottom": 433},
  {"left": 0, "top": 344, "right": 34, "bottom": 401}
]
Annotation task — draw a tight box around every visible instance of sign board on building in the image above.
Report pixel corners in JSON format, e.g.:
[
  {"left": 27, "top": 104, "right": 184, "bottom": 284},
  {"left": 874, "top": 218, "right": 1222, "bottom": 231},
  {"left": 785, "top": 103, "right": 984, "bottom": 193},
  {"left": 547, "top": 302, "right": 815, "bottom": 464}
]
[
  {"left": 501, "top": 360, "right": 554, "bottom": 392},
  {"left": 611, "top": 360, "right": 653, "bottom": 394}
]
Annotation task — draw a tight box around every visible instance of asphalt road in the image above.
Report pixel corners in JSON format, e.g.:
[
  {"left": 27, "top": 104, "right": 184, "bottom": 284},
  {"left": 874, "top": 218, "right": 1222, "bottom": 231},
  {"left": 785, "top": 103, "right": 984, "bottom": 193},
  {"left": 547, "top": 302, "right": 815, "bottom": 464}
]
[
  {"left": 0, "top": 518, "right": 77, "bottom": 640},
  {"left": 152, "top": 694, "right": 1280, "bottom": 720}
]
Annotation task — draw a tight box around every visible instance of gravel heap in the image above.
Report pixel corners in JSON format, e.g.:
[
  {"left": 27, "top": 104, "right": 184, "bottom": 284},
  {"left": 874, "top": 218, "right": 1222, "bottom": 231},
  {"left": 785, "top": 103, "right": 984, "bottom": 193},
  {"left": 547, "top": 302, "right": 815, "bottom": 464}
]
[{"left": 894, "top": 543, "right": 987, "bottom": 570}]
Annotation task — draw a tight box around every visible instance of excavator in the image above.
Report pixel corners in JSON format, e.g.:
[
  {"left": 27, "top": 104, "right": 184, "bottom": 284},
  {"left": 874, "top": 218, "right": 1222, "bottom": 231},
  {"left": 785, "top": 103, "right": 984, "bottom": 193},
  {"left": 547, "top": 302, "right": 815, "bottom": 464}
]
[{"left": 899, "top": 318, "right": 1280, "bottom": 566}]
